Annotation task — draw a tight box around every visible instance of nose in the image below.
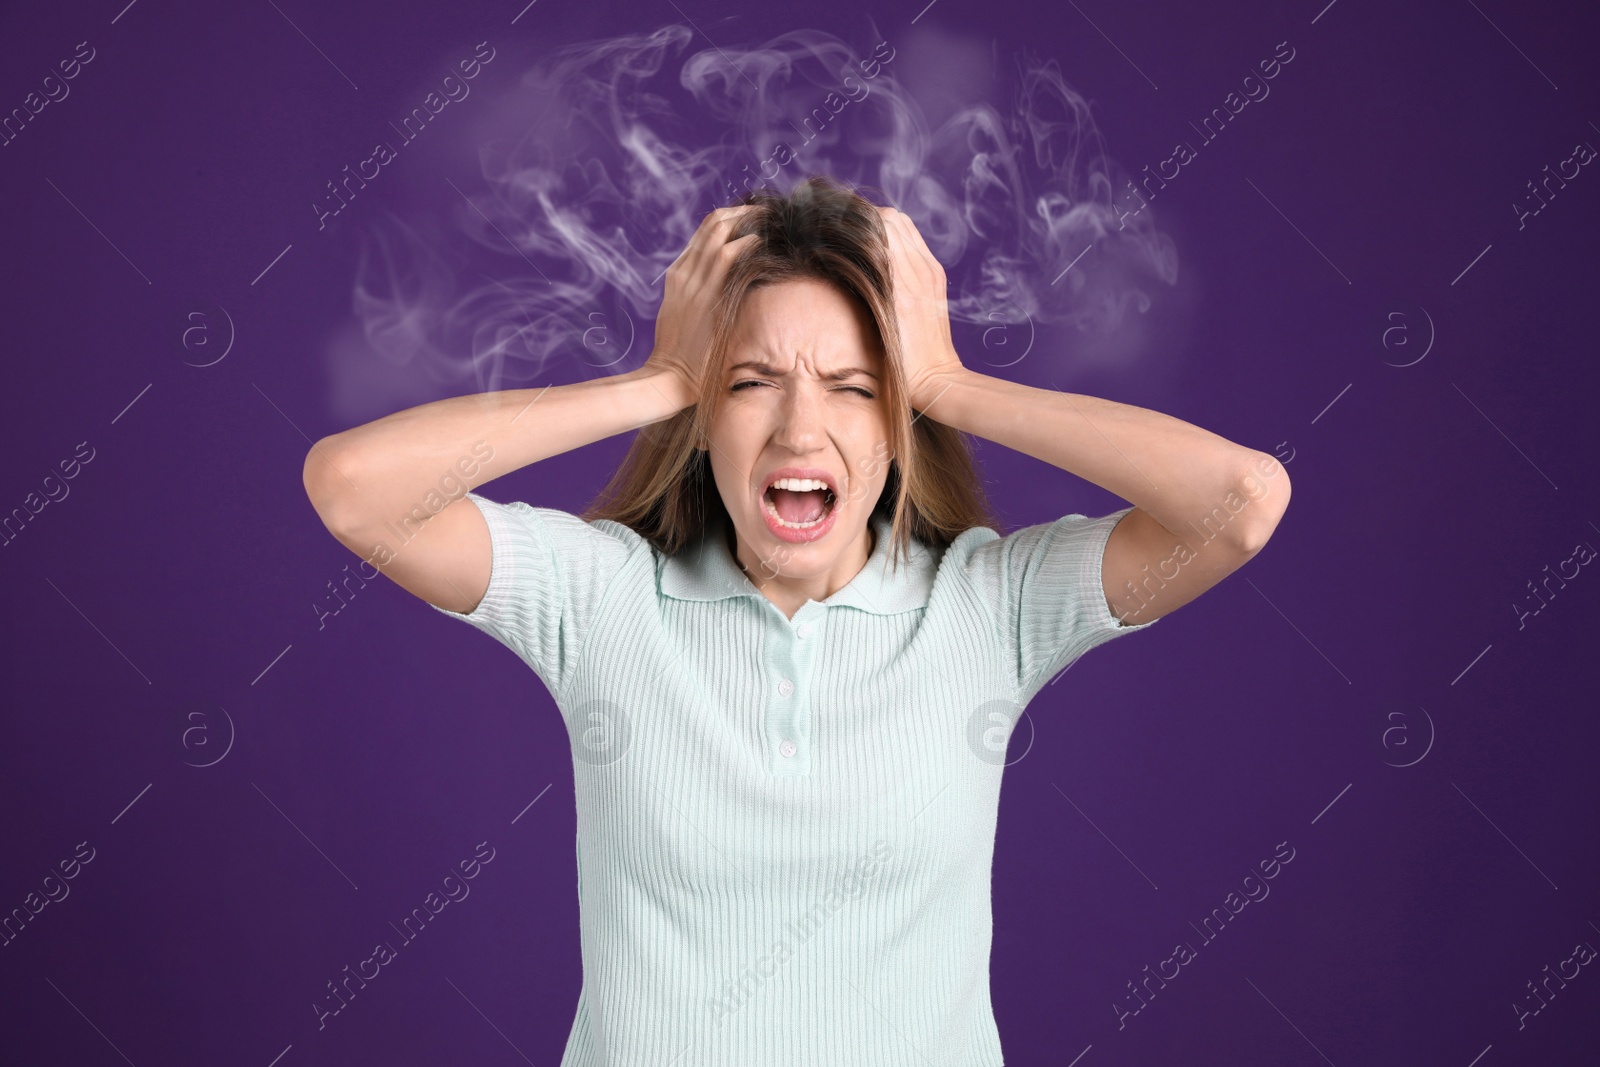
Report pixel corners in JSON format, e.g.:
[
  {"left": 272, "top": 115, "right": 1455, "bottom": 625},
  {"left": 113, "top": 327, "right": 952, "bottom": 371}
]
[{"left": 772, "top": 380, "right": 826, "bottom": 454}]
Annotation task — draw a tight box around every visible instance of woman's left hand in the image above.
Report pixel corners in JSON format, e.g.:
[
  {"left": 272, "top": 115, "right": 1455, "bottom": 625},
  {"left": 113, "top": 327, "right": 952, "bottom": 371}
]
[{"left": 878, "top": 206, "right": 966, "bottom": 412}]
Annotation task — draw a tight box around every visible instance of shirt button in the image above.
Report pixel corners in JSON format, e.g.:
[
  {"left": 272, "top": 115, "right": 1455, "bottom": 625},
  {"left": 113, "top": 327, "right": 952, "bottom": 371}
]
[
  {"left": 777, "top": 678, "right": 795, "bottom": 698},
  {"left": 779, "top": 739, "right": 798, "bottom": 758},
  {"left": 797, "top": 622, "right": 814, "bottom": 638}
]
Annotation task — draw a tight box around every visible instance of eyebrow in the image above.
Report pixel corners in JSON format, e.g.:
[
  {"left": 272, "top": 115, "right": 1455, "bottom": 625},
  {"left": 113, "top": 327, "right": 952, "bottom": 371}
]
[{"left": 726, "top": 360, "right": 880, "bottom": 382}]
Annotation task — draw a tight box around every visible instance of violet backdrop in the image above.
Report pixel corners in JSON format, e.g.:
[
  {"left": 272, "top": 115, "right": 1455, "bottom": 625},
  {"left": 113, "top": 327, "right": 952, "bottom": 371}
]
[{"left": 2, "top": 0, "right": 1598, "bottom": 1064}]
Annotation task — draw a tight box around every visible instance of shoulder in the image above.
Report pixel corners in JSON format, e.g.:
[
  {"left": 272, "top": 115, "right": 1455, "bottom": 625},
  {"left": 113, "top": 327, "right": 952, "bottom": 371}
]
[
  {"left": 934, "top": 510, "right": 1131, "bottom": 607},
  {"left": 466, "top": 492, "right": 650, "bottom": 575},
  {"left": 942, "top": 511, "right": 1125, "bottom": 562},
  {"left": 919, "top": 524, "right": 993, "bottom": 605},
  {"left": 469, "top": 492, "right": 642, "bottom": 543}
]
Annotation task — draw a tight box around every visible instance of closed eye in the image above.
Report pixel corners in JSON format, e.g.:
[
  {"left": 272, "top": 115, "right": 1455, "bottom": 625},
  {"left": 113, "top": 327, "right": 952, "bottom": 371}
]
[{"left": 730, "top": 380, "right": 875, "bottom": 398}]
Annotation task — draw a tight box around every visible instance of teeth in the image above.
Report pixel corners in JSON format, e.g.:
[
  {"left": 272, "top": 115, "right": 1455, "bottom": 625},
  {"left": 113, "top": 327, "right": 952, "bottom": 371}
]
[
  {"left": 761, "top": 475, "right": 836, "bottom": 530},
  {"left": 768, "top": 477, "right": 832, "bottom": 493},
  {"left": 763, "top": 494, "right": 830, "bottom": 529}
]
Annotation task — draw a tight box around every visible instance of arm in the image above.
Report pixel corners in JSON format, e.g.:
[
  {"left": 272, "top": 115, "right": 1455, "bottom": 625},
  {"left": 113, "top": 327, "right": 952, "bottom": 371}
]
[
  {"left": 913, "top": 370, "right": 1287, "bottom": 624},
  {"left": 876, "top": 207, "right": 1290, "bottom": 627},
  {"left": 302, "top": 365, "right": 690, "bottom": 614},
  {"left": 303, "top": 205, "right": 760, "bottom": 615}
]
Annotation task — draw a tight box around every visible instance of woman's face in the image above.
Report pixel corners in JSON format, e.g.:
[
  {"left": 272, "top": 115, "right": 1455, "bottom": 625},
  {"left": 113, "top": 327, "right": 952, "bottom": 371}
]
[{"left": 704, "top": 276, "right": 893, "bottom": 590}]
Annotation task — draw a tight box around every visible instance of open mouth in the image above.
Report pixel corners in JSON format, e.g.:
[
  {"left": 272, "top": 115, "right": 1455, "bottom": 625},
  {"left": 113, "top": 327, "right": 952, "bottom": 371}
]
[{"left": 761, "top": 476, "right": 838, "bottom": 530}]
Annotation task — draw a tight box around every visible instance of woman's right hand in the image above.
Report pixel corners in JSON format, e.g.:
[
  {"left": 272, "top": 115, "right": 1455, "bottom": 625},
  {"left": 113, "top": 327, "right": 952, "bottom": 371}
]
[{"left": 644, "top": 206, "right": 760, "bottom": 404}]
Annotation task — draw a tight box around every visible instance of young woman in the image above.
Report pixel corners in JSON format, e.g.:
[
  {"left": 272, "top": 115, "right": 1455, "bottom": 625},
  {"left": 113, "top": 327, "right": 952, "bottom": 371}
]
[{"left": 303, "top": 176, "right": 1289, "bottom": 1066}]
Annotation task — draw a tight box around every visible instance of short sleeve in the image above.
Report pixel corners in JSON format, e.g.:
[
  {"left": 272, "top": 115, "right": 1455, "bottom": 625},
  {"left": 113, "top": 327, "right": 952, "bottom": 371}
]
[
  {"left": 963, "top": 505, "right": 1158, "bottom": 703},
  {"left": 429, "top": 491, "right": 640, "bottom": 697}
]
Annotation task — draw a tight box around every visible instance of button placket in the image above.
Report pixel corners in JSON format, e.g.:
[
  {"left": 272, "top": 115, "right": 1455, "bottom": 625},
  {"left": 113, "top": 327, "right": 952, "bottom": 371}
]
[{"left": 767, "top": 609, "right": 817, "bottom": 775}]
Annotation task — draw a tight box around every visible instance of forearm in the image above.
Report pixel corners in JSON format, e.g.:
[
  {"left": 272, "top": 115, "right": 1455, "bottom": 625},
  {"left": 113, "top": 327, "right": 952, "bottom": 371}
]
[
  {"left": 304, "top": 364, "right": 690, "bottom": 534},
  {"left": 918, "top": 367, "right": 1274, "bottom": 548}
]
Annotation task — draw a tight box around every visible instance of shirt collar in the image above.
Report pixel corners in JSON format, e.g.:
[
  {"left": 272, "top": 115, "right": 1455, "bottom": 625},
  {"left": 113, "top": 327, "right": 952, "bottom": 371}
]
[{"left": 658, "top": 509, "right": 936, "bottom": 615}]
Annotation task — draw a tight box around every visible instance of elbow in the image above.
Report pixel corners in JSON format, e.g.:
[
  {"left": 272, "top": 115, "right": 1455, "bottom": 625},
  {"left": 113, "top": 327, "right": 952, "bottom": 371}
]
[
  {"left": 302, "top": 436, "right": 362, "bottom": 535},
  {"left": 1229, "top": 452, "right": 1290, "bottom": 556}
]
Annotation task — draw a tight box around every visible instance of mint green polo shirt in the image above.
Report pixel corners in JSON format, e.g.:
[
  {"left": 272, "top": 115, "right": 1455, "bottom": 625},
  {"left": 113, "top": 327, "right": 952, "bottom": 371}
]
[{"left": 432, "top": 491, "right": 1158, "bottom": 1066}]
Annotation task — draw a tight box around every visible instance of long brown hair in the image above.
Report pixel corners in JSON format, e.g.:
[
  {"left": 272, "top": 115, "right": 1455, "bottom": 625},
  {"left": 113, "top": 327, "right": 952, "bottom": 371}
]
[{"left": 581, "top": 175, "right": 1000, "bottom": 569}]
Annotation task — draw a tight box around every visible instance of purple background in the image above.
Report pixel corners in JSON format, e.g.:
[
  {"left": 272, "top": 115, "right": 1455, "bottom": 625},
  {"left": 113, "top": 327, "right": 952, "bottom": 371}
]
[{"left": 4, "top": 0, "right": 1598, "bottom": 1064}]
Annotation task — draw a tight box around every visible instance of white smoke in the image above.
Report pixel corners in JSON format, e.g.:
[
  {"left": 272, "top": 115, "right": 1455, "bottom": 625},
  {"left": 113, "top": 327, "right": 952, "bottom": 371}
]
[{"left": 332, "top": 23, "right": 1178, "bottom": 417}]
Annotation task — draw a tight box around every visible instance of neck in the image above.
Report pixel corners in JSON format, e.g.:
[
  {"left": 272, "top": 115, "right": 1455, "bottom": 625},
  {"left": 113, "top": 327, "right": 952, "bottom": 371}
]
[{"left": 729, "top": 515, "right": 878, "bottom": 619}]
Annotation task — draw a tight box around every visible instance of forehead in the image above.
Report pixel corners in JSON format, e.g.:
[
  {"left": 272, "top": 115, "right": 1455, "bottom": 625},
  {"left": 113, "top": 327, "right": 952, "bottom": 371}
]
[{"left": 726, "top": 277, "right": 883, "bottom": 370}]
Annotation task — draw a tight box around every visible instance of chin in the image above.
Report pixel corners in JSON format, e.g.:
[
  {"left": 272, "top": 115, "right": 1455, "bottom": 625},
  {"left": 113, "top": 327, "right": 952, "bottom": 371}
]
[{"left": 734, "top": 504, "right": 863, "bottom": 574}]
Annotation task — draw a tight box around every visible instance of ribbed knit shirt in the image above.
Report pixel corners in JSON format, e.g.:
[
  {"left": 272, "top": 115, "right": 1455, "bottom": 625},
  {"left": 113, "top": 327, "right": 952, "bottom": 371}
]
[{"left": 431, "top": 491, "right": 1159, "bottom": 1066}]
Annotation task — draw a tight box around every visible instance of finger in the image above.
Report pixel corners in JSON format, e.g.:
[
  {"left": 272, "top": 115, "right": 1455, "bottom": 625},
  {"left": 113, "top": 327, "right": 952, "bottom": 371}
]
[
  {"left": 708, "top": 233, "right": 760, "bottom": 283},
  {"left": 881, "top": 211, "right": 922, "bottom": 279},
  {"left": 709, "top": 207, "right": 759, "bottom": 237},
  {"left": 888, "top": 210, "right": 943, "bottom": 284},
  {"left": 887, "top": 211, "right": 926, "bottom": 265},
  {"left": 887, "top": 207, "right": 922, "bottom": 251},
  {"left": 691, "top": 220, "right": 758, "bottom": 267},
  {"left": 690, "top": 206, "right": 750, "bottom": 244},
  {"left": 878, "top": 206, "right": 904, "bottom": 250},
  {"left": 677, "top": 212, "right": 735, "bottom": 265},
  {"left": 678, "top": 231, "right": 757, "bottom": 289},
  {"left": 703, "top": 204, "right": 753, "bottom": 224},
  {"left": 689, "top": 207, "right": 758, "bottom": 261},
  {"left": 880, "top": 212, "right": 910, "bottom": 269},
  {"left": 710, "top": 233, "right": 760, "bottom": 266},
  {"left": 709, "top": 204, "right": 760, "bottom": 224}
]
